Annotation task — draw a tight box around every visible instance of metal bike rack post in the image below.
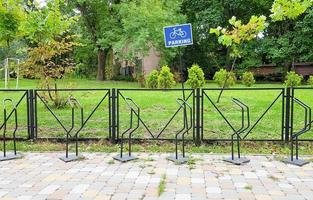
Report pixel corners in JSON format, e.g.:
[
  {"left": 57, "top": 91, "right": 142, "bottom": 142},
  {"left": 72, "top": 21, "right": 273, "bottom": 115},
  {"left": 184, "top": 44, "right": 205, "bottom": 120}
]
[
  {"left": 0, "top": 99, "right": 22, "bottom": 161},
  {"left": 167, "top": 98, "right": 193, "bottom": 164},
  {"left": 283, "top": 97, "right": 311, "bottom": 166},
  {"left": 113, "top": 97, "right": 140, "bottom": 162},
  {"left": 223, "top": 98, "right": 250, "bottom": 165},
  {"left": 59, "top": 96, "right": 84, "bottom": 162}
]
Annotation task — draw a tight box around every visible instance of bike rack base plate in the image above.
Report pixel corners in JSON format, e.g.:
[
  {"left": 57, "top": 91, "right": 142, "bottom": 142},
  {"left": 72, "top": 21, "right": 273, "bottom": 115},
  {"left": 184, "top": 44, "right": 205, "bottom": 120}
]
[
  {"left": 0, "top": 153, "right": 22, "bottom": 161},
  {"left": 167, "top": 155, "right": 189, "bottom": 164},
  {"left": 223, "top": 157, "right": 250, "bottom": 165},
  {"left": 113, "top": 155, "right": 138, "bottom": 162},
  {"left": 59, "top": 155, "right": 84, "bottom": 163},
  {"left": 282, "top": 158, "right": 309, "bottom": 167}
]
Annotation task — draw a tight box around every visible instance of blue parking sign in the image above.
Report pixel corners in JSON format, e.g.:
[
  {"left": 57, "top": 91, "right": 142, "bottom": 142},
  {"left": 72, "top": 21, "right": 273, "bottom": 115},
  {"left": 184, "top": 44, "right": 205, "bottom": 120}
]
[{"left": 163, "top": 24, "right": 193, "bottom": 48}]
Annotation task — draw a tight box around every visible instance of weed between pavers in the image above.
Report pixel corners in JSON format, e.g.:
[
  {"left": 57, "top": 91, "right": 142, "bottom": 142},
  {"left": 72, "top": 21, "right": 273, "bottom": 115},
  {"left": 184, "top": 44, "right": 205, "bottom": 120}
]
[
  {"left": 268, "top": 175, "right": 279, "bottom": 181},
  {"left": 244, "top": 185, "right": 253, "bottom": 190},
  {"left": 158, "top": 174, "right": 167, "bottom": 196},
  {"left": 148, "top": 170, "right": 155, "bottom": 175},
  {"left": 107, "top": 160, "right": 115, "bottom": 164}
]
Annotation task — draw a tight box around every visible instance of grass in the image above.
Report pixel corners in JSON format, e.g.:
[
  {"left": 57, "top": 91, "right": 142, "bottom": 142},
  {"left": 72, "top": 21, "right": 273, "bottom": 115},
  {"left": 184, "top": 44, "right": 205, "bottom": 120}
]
[
  {"left": 244, "top": 185, "right": 253, "bottom": 190},
  {"left": 268, "top": 175, "right": 279, "bottom": 181},
  {"left": 0, "top": 78, "right": 313, "bottom": 153},
  {"left": 158, "top": 174, "right": 167, "bottom": 196},
  {"left": 2, "top": 139, "right": 313, "bottom": 158}
]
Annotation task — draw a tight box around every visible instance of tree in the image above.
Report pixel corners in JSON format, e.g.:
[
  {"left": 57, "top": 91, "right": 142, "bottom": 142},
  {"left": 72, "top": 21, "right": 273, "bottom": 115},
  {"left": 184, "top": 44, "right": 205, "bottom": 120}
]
[
  {"left": 262, "top": 0, "right": 313, "bottom": 70},
  {"left": 210, "top": 15, "right": 268, "bottom": 101},
  {"left": 180, "top": 0, "right": 273, "bottom": 77},
  {"left": 270, "top": 0, "right": 313, "bottom": 21},
  {"left": 0, "top": 0, "right": 25, "bottom": 55},
  {"left": 21, "top": 0, "right": 75, "bottom": 45},
  {"left": 69, "top": 0, "right": 121, "bottom": 81},
  {"left": 115, "top": 0, "right": 186, "bottom": 66}
]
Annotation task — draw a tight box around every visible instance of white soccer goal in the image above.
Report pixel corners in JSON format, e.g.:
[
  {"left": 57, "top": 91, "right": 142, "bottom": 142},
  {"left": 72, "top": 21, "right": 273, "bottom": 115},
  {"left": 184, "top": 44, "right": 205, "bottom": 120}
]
[{"left": 1, "top": 58, "right": 20, "bottom": 89}]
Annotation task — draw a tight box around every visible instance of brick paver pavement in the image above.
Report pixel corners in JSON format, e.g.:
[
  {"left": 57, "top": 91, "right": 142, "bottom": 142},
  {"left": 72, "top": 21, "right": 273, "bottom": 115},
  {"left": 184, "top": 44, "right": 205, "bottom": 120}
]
[{"left": 0, "top": 153, "right": 313, "bottom": 200}]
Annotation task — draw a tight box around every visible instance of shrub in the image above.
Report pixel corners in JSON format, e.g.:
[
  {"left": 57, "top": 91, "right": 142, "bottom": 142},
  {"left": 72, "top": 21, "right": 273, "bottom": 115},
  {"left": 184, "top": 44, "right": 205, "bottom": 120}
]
[
  {"left": 241, "top": 71, "right": 256, "bottom": 87},
  {"left": 213, "top": 69, "right": 236, "bottom": 87},
  {"left": 186, "top": 64, "right": 205, "bottom": 89},
  {"left": 146, "top": 70, "right": 159, "bottom": 88},
  {"left": 308, "top": 75, "right": 313, "bottom": 86},
  {"left": 157, "top": 66, "right": 176, "bottom": 88},
  {"left": 284, "top": 71, "right": 303, "bottom": 87}
]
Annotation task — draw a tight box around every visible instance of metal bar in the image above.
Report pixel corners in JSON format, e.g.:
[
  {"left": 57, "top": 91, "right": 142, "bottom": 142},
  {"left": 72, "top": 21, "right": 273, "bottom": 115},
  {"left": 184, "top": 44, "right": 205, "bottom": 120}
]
[
  {"left": 108, "top": 90, "right": 112, "bottom": 139},
  {"left": 34, "top": 90, "right": 38, "bottom": 139},
  {"left": 281, "top": 88, "right": 285, "bottom": 141},
  {"left": 196, "top": 88, "right": 201, "bottom": 145},
  {"left": 71, "top": 92, "right": 109, "bottom": 137},
  {"left": 26, "top": 91, "right": 30, "bottom": 139},
  {"left": 202, "top": 88, "right": 285, "bottom": 91},
  {"left": 203, "top": 92, "right": 237, "bottom": 133},
  {"left": 244, "top": 91, "right": 283, "bottom": 137},
  {"left": 36, "top": 93, "right": 68, "bottom": 132}
]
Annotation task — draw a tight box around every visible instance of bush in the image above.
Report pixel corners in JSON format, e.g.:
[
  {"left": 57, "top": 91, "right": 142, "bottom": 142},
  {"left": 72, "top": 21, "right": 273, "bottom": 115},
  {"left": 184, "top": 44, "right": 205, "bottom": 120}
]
[
  {"left": 213, "top": 69, "right": 236, "bottom": 87},
  {"left": 186, "top": 64, "right": 205, "bottom": 89},
  {"left": 308, "top": 75, "right": 313, "bottom": 86},
  {"left": 241, "top": 71, "right": 256, "bottom": 87},
  {"left": 157, "top": 66, "right": 176, "bottom": 88},
  {"left": 284, "top": 71, "right": 303, "bottom": 87},
  {"left": 146, "top": 70, "right": 159, "bottom": 88}
]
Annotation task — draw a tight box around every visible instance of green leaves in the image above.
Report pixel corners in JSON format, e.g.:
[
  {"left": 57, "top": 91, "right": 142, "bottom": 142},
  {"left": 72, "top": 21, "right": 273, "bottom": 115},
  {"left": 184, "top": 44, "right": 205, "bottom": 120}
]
[
  {"left": 210, "top": 15, "right": 268, "bottom": 58},
  {"left": 21, "top": 0, "right": 76, "bottom": 45},
  {"left": 0, "top": 0, "right": 25, "bottom": 47},
  {"left": 270, "top": 0, "right": 313, "bottom": 21},
  {"left": 115, "top": 0, "right": 185, "bottom": 62}
]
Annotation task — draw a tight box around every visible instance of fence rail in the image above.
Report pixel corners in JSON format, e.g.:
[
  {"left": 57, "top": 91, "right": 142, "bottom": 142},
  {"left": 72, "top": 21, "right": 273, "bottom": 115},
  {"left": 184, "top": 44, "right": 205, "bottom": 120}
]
[{"left": 0, "top": 87, "right": 311, "bottom": 143}]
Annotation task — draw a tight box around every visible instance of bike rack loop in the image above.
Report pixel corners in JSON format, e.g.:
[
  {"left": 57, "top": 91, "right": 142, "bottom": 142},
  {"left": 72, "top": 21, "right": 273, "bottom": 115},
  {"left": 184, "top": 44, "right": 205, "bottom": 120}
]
[
  {"left": 167, "top": 98, "right": 193, "bottom": 164},
  {"left": 223, "top": 98, "right": 251, "bottom": 165},
  {"left": 0, "top": 99, "right": 22, "bottom": 161},
  {"left": 59, "top": 96, "right": 84, "bottom": 162},
  {"left": 113, "top": 97, "right": 140, "bottom": 162},
  {"left": 283, "top": 98, "right": 312, "bottom": 166}
]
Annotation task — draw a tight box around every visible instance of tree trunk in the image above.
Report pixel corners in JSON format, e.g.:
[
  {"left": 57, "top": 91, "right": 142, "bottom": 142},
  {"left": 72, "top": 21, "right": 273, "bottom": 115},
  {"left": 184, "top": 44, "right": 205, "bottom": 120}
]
[{"left": 97, "top": 49, "right": 106, "bottom": 81}]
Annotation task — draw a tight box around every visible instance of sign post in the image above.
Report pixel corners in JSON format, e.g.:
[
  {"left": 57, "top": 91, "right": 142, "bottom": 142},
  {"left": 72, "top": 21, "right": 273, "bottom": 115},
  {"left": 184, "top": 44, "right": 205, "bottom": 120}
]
[{"left": 163, "top": 24, "right": 193, "bottom": 163}]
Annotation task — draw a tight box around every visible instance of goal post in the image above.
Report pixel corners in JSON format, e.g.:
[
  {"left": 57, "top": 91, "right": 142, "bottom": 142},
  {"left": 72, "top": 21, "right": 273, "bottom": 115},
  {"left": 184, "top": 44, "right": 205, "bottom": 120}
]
[{"left": 2, "top": 58, "right": 20, "bottom": 89}]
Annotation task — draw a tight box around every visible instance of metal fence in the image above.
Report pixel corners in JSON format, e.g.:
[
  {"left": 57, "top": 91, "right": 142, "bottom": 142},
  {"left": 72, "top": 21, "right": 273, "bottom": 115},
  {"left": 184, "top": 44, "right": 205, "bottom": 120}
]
[{"left": 0, "top": 87, "right": 312, "bottom": 144}]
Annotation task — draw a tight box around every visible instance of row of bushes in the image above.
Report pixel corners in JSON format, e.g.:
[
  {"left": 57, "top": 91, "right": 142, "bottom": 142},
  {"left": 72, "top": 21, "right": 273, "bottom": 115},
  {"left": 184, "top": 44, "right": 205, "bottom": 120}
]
[
  {"left": 145, "top": 65, "right": 256, "bottom": 89},
  {"left": 145, "top": 66, "right": 313, "bottom": 89},
  {"left": 146, "top": 64, "right": 206, "bottom": 89}
]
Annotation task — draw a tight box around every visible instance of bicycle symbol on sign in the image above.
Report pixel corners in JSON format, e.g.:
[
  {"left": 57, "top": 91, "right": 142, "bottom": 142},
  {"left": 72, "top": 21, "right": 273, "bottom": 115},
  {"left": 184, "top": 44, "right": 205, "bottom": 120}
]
[{"left": 170, "top": 28, "right": 187, "bottom": 39}]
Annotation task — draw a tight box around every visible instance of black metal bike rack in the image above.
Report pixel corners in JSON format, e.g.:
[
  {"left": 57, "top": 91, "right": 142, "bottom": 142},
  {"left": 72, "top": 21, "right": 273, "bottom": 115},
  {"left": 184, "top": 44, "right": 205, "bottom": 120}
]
[
  {"left": 113, "top": 97, "right": 140, "bottom": 162},
  {"left": 0, "top": 99, "right": 22, "bottom": 161},
  {"left": 223, "top": 98, "right": 251, "bottom": 165},
  {"left": 167, "top": 98, "right": 193, "bottom": 164},
  {"left": 59, "top": 96, "right": 84, "bottom": 162},
  {"left": 283, "top": 98, "right": 312, "bottom": 166}
]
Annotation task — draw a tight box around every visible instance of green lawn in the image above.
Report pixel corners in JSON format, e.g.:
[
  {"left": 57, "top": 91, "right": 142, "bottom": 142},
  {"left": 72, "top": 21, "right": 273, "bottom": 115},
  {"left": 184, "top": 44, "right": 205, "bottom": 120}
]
[{"left": 0, "top": 78, "right": 312, "bottom": 143}]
